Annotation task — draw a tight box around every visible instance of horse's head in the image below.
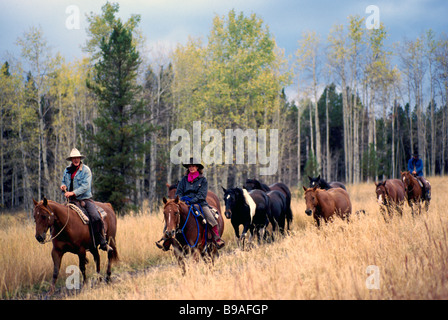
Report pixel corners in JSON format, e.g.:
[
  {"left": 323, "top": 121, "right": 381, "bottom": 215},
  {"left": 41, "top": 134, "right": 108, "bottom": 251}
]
[
  {"left": 162, "top": 196, "right": 181, "bottom": 238},
  {"left": 244, "top": 179, "right": 257, "bottom": 191},
  {"left": 401, "top": 171, "right": 415, "bottom": 192},
  {"left": 222, "top": 187, "right": 236, "bottom": 219},
  {"left": 308, "top": 175, "right": 321, "bottom": 188},
  {"left": 32, "top": 198, "right": 55, "bottom": 244},
  {"left": 375, "top": 181, "right": 388, "bottom": 205},
  {"left": 303, "top": 186, "right": 319, "bottom": 216}
]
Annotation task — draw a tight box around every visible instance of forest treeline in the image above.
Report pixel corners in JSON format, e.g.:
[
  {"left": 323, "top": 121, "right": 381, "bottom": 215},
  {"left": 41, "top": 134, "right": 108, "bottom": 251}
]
[{"left": 1, "top": 3, "right": 447, "bottom": 212}]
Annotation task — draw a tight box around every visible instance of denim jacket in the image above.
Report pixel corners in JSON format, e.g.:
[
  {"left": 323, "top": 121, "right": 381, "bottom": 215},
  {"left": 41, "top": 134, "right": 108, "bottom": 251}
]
[
  {"left": 408, "top": 158, "right": 423, "bottom": 176},
  {"left": 61, "top": 163, "right": 93, "bottom": 200},
  {"left": 175, "top": 174, "right": 208, "bottom": 206}
]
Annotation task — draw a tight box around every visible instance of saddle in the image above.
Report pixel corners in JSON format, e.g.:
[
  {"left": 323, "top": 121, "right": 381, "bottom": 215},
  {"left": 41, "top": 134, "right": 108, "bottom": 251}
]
[{"left": 68, "top": 202, "right": 107, "bottom": 225}]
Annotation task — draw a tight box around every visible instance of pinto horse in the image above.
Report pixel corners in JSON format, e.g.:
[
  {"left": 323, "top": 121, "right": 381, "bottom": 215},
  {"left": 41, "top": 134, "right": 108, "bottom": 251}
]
[
  {"left": 161, "top": 196, "right": 224, "bottom": 275},
  {"left": 222, "top": 187, "right": 271, "bottom": 245},
  {"left": 222, "top": 187, "right": 253, "bottom": 242},
  {"left": 32, "top": 198, "right": 119, "bottom": 295},
  {"left": 401, "top": 171, "right": 431, "bottom": 215},
  {"left": 303, "top": 186, "right": 351, "bottom": 227},
  {"left": 308, "top": 175, "right": 346, "bottom": 190},
  {"left": 375, "top": 179, "right": 405, "bottom": 220}
]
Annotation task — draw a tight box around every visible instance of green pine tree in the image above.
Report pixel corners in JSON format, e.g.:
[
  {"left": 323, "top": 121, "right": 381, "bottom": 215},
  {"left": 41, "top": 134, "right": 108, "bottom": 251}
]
[
  {"left": 86, "top": 20, "right": 149, "bottom": 214},
  {"left": 303, "top": 151, "right": 320, "bottom": 187}
]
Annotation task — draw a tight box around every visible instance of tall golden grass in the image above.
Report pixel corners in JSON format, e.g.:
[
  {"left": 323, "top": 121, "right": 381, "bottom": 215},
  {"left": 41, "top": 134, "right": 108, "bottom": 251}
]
[{"left": 1, "top": 177, "right": 448, "bottom": 299}]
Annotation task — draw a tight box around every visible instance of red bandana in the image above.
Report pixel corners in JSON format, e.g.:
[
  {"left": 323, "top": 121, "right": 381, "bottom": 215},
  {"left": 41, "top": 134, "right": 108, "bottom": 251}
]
[{"left": 188, "top": 171, "right": 199, "bottom": 183}]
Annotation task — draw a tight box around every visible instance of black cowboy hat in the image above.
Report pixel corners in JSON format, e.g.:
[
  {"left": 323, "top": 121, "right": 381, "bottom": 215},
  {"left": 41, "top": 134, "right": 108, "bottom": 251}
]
[
  {"left": 182, "top": 157, "right": 204, "bottom": 170},
  {"left": 412, "top": 152, "right": 420, "bottom": 157}
]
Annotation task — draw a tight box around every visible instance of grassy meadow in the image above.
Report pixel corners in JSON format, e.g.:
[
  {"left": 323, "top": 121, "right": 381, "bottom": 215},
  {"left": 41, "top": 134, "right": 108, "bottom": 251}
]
[{"left": 1, "top": 177, "right": 448, "bottom": 300}]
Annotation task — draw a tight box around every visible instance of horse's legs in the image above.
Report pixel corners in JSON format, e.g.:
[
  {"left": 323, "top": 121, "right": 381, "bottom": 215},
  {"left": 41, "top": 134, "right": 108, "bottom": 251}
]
[
  {"left": 106, "top": 237, "right": 117, "bottom": 283},
  {"left": 314, "top": 216, "right": 321, "bottom": 228},
  {"left": 91, "top": 249, "right": 102, "bottom": 282},
  {"left": 424, "top": 200, "right": 430, "bottom": 212},
  {"left": 232, "top": 221, "right": 241, "bottom": 239},
  {"left": 396, "top": 203, "right": 403, "bottom": 217},
  {"left": 173, "top": 245, "right": 186, "bottom": 276},
  {"left": 78, "top": 252, "right": 87, "bottom": 286},
  {"left": 49, "top": 248, "right": 64, "bottom": 295}
]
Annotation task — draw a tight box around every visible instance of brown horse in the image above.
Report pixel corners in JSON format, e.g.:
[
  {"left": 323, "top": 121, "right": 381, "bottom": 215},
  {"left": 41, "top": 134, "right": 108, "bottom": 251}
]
[
  {"left": 33, "top": 198, "right": 119, "bottom": 295},
  {"left": 161, "top": 195, "right": 224, "bottom": 275},
  {"left": 401, "top": 171, "right": 431, "bottom": 215},
  {"left": 303, "top": 186, "right": 351, "bottom": 227},
  {"left": 375, "top": 179, "right": 405, "bottom": 220}
]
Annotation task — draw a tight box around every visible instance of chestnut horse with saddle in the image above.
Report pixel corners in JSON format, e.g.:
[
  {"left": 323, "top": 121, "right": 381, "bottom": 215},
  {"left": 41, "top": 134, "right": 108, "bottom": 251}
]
[
  {"left": 401, "top": 171, "right": 431, "bottom": 215},
  {"left": 160, "top": 195, "right": 224, "bottom": 275},
  {"left": 33, "top": 197, "right": 118, "bottom": 295}
]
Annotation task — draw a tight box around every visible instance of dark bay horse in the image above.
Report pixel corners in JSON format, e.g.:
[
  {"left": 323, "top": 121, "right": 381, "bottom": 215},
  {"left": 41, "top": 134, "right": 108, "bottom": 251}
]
[
  {"left": 244, "top": 179, "right": 270, "bottom": 192},
  {"left": 375, "top": 179, "right": 405, "bottom": 220},
  {"left": 161, "top": 195, "right": 224, "bottom": 274},
  {"left": 33, "top": 198, "right": 119, "bottom": 295},
  {"left": 401, "top": 171, "right": 431, "bottom": 215},
  {"left": 303, "top": 186, "right": 351, "bottom": 227},
  {"left": 308, "top": 175, "right": 346, "bottom": 190},
  {"left": 222, "top": 187, "right": 270, "bottom": 245},
  {"left": 266, "top": 190, "right": 288, "bottom": 237},
  {"left": 244, "top": 179, "right": 293, "bottom": 231}
]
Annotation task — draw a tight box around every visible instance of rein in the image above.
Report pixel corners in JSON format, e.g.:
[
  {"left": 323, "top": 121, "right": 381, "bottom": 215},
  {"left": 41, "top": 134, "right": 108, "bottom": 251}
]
[
  {"left": 180, "top": 204, "right": 206, "bottom": 248},
  {"left": 166, "top": 201, "right": 206, "bottom": 249},
  {"left": 43, "top": 201, "right": 70, "bottom": 243}
]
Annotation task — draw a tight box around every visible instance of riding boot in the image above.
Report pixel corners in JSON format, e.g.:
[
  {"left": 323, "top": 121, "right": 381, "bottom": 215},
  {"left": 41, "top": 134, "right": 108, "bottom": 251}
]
[
  {"left": 155, "top": 225, "right": 172, "bottom": 251},
  {"left": 211, "top": 225, "right": 225, "bottom": 249},
  {"left": 94, "top": 219, "right": 108, "bottom": 251}
]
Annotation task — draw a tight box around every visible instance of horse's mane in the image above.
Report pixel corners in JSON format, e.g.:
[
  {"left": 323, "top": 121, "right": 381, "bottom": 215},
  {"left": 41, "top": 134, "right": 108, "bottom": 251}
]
[
  {"left": 168, "top": 182, "right": 179, "bottom": 191},
  {"left": 246, "top": 179, "right": 262, "bottom": 189},
  {"left": 317, "top": 177, "right": 331, "bottom": 189}
]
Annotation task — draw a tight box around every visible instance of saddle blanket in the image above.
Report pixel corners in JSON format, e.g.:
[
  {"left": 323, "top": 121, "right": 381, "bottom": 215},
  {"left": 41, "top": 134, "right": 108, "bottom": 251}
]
[{"left": 68, "top": 203, "right": 107, "bottom": 225}]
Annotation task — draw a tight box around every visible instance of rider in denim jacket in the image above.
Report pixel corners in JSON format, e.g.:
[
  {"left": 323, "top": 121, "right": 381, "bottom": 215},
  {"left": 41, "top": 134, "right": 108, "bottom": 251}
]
[{"left": 60, "top": 148, "right": 109, "bottom": 251}]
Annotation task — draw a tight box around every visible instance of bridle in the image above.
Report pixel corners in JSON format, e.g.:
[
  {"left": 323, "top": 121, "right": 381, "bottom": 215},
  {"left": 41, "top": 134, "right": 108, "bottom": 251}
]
[
  {"left": 35, "top": 201, "right": 70, "bottom": 244},
  {"left": 402, "top": 173, "right": 416, "bottom": 194},
  {"left": 163, "top": 201, "right": 181, "bottom": 233}
]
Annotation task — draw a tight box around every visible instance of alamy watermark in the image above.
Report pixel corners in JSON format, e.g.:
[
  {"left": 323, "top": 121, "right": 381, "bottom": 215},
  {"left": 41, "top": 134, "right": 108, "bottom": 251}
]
[
  {"left": 170, "top": 121, "right": 278, "bottom": 176},
  {"left": 65, "top": 265, "right": 81, "bottom": 290},
  {"left": 65, "top": 5, "right": 80, "bottom": 30},
  {"left": 365, "top": 5, "right": 380, "bottom": 30},
  {"left": 366, "top": 265, "right": 380, "bottom": 290}
]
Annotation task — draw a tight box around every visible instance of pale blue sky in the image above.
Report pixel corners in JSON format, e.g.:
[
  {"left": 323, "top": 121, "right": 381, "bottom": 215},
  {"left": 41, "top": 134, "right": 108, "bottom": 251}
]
[{"left": 2, "top": 0, "right": 447, "bottom": 62}]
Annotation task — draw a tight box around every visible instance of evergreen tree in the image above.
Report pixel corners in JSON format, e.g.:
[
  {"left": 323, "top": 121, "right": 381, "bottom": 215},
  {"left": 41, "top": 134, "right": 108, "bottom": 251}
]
[{"left": 86, "top": 20, "right": 148, "bottom": 214}]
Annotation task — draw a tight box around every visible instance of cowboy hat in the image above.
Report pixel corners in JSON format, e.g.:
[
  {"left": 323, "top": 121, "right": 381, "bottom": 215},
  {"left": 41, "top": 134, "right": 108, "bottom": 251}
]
[
  {"left": 182, "top": 157, "right": 204, "bottom": 170},
  {"left": 66, "top": 148, "right": 85, "bottom": 161}
]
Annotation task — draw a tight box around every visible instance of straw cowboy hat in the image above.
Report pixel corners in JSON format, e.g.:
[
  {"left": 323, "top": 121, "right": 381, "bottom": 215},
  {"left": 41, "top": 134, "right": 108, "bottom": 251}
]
[
  {"left": 182, "top": 157, "right": 204, "bottom": 170},
  {"left": 66, "top": 148, "right": 86, "bottom": 161}
]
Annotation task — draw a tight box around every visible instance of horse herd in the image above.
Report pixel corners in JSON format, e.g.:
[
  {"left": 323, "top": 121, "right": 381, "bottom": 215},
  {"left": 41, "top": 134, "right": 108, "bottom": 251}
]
[{"left": 31, "top": 171, "right": 431, "bottom": 294}]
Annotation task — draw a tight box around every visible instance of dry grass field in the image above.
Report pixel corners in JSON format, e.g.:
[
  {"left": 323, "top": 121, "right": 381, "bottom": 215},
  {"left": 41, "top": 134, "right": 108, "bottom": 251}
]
[{"left": 1, "top": 177, "right": 448, "bottom": 300}]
